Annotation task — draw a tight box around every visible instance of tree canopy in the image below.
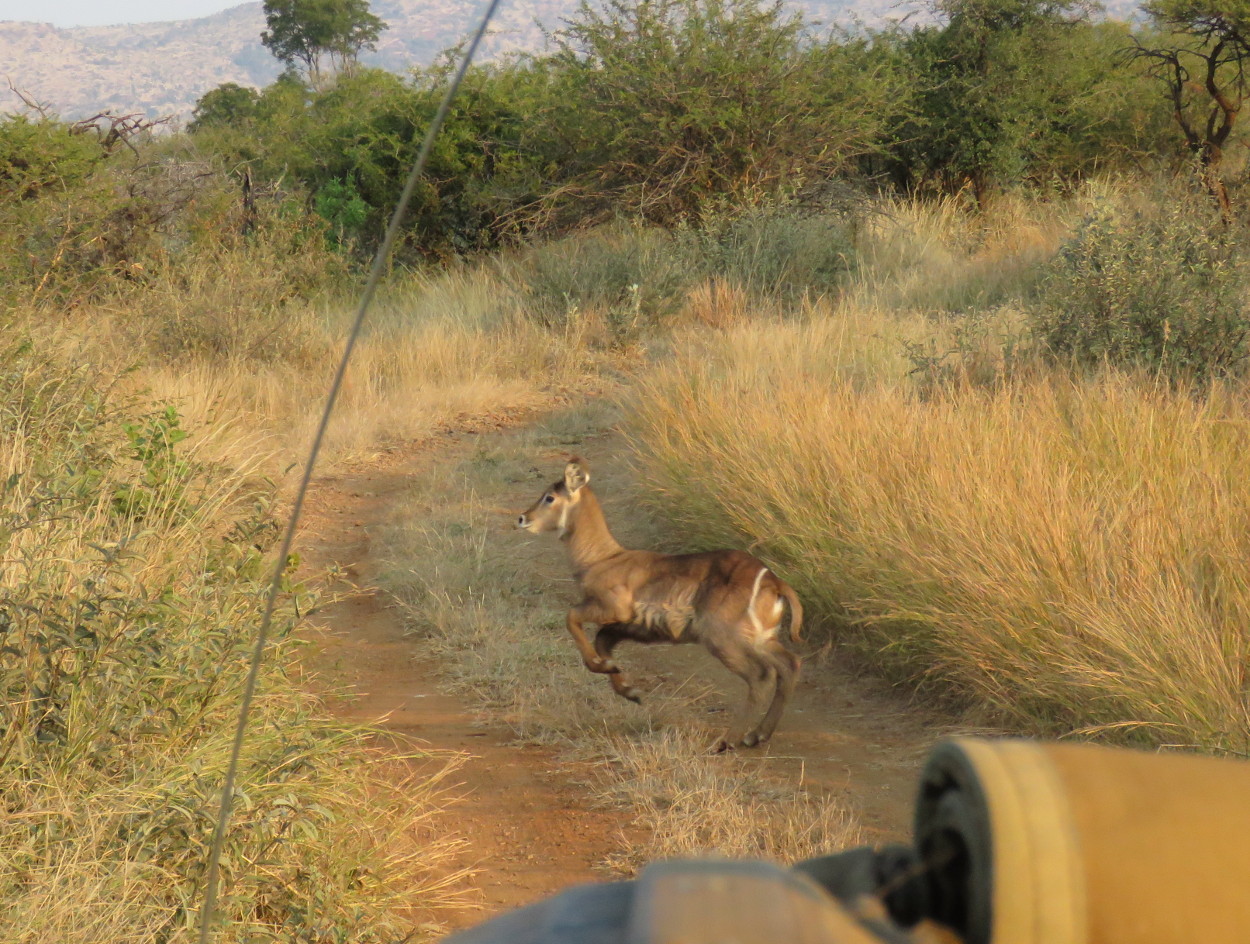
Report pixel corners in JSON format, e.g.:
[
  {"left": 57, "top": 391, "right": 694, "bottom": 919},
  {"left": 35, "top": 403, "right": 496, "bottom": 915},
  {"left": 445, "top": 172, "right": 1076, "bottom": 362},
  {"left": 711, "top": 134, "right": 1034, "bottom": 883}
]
[
  {"left": 1131, "top": 0, "right": 1250, "bottom": 215},
  {"left": 261, "top": 0, "right": 387, "bottom": 86},
  {"left": 188, "top": 82, "right": 260, "bottom": 132}
]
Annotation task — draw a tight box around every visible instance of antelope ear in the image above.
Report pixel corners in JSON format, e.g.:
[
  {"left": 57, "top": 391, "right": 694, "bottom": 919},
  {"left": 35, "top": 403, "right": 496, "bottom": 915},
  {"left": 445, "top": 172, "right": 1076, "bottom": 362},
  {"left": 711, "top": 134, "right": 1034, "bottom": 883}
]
[{"left": 564, "top": 458, "right": 590, "bottom": 493}]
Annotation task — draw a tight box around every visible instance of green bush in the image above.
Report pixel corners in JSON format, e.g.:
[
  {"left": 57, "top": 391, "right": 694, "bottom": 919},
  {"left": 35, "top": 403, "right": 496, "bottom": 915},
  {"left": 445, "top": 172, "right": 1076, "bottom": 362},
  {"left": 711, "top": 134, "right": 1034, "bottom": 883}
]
[
  {"left": 683, "top": 205, "right": 858, "bottom": 299},
  {"left": 124, "top": 196, "right": 346, "bottom": 365},
  {"left": 0, "top": 138, "right": 227, "bottom": 303},
  {"left": 0, "top": 342, "right": 285, "bottom": 765},
  {"left": 195, "top": 64, "right": 548, "bottom": 258},
  {"left": 888, "top": 4, "right": 1174, "bottom": 200},
  {"left": 0, "top": 114, "right": 106, "bottom": 200},
  {"left": 510, "top": 206, "right": 861, "bottom": 342},
  {"left": 314, "top": 176, "right": 371, "bottom": 244},
  {"left": 513, "top": 223, "right": 696, "bottom": 337},
  {"left": 529, "top": 0, "right": 905, "bottom": 226},
  {"left": 1030, "top": 183, "right": 1250, "bottom": 381},
  {"left": 0, "top": 114, "right": 347, "bottom": 351}
]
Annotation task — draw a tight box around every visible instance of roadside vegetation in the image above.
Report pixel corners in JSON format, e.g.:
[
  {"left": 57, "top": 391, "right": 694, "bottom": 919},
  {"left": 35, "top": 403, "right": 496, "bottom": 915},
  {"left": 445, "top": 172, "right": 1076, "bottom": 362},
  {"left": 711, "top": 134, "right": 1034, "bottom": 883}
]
[
  {"left": 0, "top": 342, "right": 467, "bottom": 941},
  {"left": 4, "top": 0, "right": 1250, "bottom": 936}
]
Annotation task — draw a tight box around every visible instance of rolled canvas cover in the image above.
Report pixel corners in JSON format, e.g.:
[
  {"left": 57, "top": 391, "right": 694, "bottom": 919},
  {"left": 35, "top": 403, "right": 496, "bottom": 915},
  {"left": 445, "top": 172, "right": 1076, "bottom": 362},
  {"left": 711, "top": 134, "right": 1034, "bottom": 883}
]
[{"left": 914, "top": 737, "right": 1250, "bottom": 944}]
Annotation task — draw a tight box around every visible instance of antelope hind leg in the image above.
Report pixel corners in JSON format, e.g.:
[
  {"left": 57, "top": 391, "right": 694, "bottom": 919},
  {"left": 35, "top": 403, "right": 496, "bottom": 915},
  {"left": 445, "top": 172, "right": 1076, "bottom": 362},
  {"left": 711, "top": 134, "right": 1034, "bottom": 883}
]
[
  {"left": 712, "top": 648, "right": 775, "bottom": 752},
  {"left": 747, "top": 643, "right": 801, "bottom": 745}
]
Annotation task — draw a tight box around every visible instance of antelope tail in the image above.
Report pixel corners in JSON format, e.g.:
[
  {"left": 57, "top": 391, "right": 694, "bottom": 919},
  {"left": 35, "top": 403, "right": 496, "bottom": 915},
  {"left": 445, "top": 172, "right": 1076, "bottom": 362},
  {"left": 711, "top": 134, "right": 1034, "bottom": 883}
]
[{"left": 779, "top": 581, "right": 803, "bottom": 643}]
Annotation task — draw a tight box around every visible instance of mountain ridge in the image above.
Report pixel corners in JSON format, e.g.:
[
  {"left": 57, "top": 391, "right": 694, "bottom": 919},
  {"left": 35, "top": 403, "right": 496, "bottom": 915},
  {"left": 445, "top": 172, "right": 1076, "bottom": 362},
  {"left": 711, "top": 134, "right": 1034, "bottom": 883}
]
[{"left": 1, "top": 0, "right": 1138, "bottom": 123}]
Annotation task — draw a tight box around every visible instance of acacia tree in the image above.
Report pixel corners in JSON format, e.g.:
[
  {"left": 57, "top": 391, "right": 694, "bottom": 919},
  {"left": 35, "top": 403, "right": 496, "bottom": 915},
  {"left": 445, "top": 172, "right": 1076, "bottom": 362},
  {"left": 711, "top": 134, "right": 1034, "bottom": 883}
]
[
  {"left": 1128, "top": 3, "right": 1250, "bottom": 217},
  {"left": 261, "top": 0, "right": 387, "bottom": 87},
  {"left": 897, "top": 0, "right": 1097, "bottom": 203},
  {"left": 525, "top": 0, "right": 905, "bottom": 226}
]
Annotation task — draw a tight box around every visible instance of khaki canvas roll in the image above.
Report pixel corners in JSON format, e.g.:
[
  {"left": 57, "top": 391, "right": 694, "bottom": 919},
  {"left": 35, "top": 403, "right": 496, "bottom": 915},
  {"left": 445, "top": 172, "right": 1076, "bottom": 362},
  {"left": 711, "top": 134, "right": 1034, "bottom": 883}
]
[{"left": 913, "top": 737, "right": 1250, "bottom": 944}]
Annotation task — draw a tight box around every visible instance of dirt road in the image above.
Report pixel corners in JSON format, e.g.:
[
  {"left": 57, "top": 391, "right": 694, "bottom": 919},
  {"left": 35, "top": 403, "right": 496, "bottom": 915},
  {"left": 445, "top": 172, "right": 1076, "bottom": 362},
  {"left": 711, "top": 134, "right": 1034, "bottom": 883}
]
[{"left": 297, "top": 409, "right": 954, "bottom": 934}]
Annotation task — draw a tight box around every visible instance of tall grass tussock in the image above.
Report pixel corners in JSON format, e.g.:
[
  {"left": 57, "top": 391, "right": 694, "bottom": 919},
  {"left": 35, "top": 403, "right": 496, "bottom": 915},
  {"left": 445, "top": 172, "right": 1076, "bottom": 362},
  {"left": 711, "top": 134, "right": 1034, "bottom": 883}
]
[{"left": 626, "top": 206, "right": 1250, "bottom": 752}]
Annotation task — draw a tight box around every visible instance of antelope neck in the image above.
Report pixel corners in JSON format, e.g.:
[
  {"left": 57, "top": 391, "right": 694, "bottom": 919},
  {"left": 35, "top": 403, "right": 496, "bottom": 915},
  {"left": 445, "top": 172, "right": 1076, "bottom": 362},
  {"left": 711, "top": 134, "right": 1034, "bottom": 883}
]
[{"left": 562, "top": 488, "right": 624, "bottom": 574}]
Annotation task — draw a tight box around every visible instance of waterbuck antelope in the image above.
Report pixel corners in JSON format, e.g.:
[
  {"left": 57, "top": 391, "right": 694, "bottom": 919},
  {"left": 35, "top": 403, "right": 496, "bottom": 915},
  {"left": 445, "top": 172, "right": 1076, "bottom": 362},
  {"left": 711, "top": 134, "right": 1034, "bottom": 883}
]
[{"left": 516, "top": 458, "right": 803, "bottom": 751}]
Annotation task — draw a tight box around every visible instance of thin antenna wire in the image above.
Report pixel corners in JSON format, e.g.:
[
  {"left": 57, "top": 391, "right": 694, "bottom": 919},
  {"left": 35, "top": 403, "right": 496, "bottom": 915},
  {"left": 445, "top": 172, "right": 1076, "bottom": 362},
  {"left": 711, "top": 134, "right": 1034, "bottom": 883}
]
[{"left": 196, "top": 3, "right": 505, "bottom": 939}]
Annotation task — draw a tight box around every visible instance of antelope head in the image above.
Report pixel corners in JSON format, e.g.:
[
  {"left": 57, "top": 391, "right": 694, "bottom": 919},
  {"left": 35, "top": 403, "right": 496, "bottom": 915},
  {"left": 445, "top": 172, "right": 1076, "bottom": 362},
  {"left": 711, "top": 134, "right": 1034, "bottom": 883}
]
[{"left": 517, "top": 459, "right": 591, "bottom": 538}]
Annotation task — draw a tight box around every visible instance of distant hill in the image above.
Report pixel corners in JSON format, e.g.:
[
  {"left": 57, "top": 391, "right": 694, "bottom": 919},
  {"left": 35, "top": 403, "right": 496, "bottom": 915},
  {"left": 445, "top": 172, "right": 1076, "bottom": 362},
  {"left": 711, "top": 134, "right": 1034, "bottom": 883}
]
[
  {"left": 0, "top": 0, "right": 1141, "bottom": 124},
  {"left": 1, "top": 6, "right": 278, "bottom": 122}
]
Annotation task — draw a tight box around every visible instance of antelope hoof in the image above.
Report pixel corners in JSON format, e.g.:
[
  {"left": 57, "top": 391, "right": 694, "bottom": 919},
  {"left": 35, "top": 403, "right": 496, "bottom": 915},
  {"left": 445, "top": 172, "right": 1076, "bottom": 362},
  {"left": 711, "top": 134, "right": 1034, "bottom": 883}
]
[
  {"left": 711, "top": 738, "right": 733, "bottom": 754},
  {"left": 617, "top": 686, "right": 642, "bottom": 705},
  {"left": 741, "top": 732, "right": 761, "bottom": 748}
]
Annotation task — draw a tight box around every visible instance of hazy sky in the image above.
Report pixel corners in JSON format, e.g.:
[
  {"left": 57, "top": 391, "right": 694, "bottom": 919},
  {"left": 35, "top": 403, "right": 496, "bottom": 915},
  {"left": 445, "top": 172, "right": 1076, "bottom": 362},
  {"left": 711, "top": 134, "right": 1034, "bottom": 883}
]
[{"left": 0, "top": 1, "right": 246, "bottom": 27}]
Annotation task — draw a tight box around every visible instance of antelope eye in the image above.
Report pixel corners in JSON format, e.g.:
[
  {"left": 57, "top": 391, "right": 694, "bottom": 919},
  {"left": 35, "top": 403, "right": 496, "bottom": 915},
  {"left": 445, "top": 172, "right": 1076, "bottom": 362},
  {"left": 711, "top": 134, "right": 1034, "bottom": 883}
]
[{"left": 543, "top": 495, "right": 555, "bottom": 504}]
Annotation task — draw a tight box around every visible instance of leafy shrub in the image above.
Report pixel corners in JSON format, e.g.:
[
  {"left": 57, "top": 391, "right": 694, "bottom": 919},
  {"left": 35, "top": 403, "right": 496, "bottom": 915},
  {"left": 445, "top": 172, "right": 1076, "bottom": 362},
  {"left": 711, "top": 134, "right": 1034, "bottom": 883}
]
[
  {"left": 513, "top": 223, "right": 697, "bottom": 339},
  {"left": 0, "top": 114, "right": 106, "bottom": 200},
  {"left": 888, "top": 8, "right": 1173, "bottom": 200},
  {"left": 126, "top": 196, "right": 347, "bottom": 365},
  {"left": 0, "top": 115, "right": 347, "bottom": 360},
  {"left": 682, "top": 205, "right": 858, "bottom": 299},
  {"left": 314, "top": 176, "right": 371, "bottom": 244},
  {"left": 197, "top": 65, "right": 545, "bottom": 258},
  {"left": 1029, "top": 183, "right": 1250, "bottom": 382},
  {"left": 509, "top": 206, "right": 861, "bottom": 345},
  {"left": 0, "top": 144, "right": 224, "bottom": 303},
  {"left": 530, "top": 0, "right": 904, "bottom": 226}
]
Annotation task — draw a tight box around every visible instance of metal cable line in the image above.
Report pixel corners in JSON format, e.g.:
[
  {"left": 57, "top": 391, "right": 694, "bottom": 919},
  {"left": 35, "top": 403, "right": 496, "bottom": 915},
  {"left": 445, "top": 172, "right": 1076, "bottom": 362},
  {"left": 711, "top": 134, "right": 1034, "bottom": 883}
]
[{"left": 197, "top": 2, "right": 505, "bottom": 938}]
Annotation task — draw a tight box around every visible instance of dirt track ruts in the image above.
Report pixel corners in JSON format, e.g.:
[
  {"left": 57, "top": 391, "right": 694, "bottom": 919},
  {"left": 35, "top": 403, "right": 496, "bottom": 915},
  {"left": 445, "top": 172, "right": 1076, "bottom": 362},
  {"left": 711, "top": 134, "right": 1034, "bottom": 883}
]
[{"left": 296, "top": 411, "right": 954, "bottom": 933}]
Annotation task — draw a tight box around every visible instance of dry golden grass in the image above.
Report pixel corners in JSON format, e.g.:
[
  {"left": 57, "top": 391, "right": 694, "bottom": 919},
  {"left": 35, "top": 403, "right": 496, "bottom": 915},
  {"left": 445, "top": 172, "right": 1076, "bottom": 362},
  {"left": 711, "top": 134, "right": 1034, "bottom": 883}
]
[
  {"left": 12, "top": 182, "right": 1246, "bottom": 942},
  {"left": 679, "top": 278, "right": 760, "bottom": 329},
  {"left": 585, "top": 728, "right": 861, "bottom": 870},
  {"left": 23, "top": 253, "right": 622, "bottom": 476},
  {"left": 2, "top": 745, "right": 470, "bottom": 943},
  {"left": 849, "top": 191, "right": 1067, "bottom": 314},
  {"left": 626, "top": 303, "right": 1250, "bottom": 752},
  {"left": 0, "top": 215, "right": 643, "bottom": 943},
  {"left": 0, "top": 345, "right": 470, "bottom": 942}
]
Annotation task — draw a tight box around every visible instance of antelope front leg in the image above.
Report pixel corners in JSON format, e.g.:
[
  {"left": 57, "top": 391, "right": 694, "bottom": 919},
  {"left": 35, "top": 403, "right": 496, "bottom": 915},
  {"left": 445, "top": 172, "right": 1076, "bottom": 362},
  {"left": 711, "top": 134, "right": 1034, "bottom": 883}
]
[
  {"left": 595, "top": 623, "right": 642, "bottom": 704},
  {"left": 566, "top": 607, "right": 618, "bottom": 674}
]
